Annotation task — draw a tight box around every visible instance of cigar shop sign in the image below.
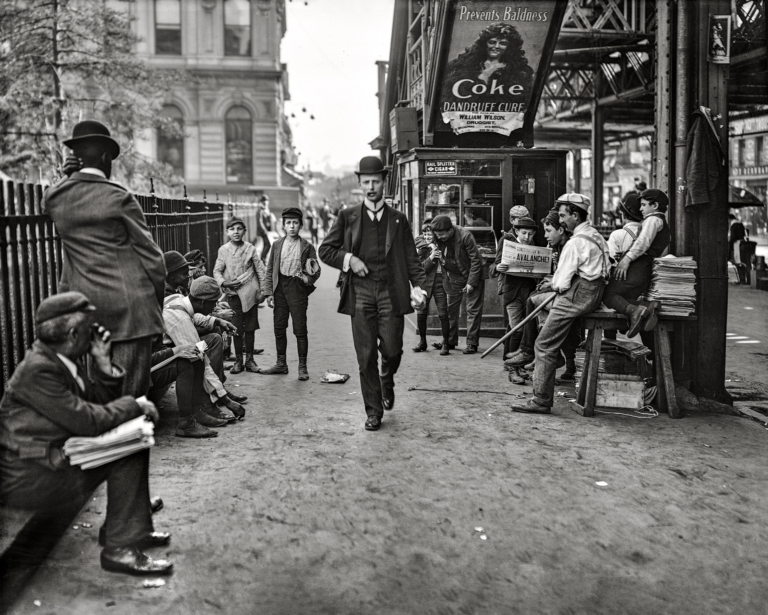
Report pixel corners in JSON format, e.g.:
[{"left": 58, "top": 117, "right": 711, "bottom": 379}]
[{"left": 439, "top": 1, "right": 558, "bottom": 136}]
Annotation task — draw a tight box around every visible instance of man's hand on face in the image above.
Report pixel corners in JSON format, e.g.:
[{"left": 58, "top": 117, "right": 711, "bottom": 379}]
[
  {"left": 173, "top": 343, "right": 201, "bottom": 361},
  {"left": 89, "top": 323, "right": 112, "bottom": 372},
  {"left": 137, "top": 398, "right": 160, "bottom": 423},
  {"left": 349, "top": 255, "right": 369, "bottom": 277},
  {"left": 62, "top": 154, "right": 82, "bottom": 177}
]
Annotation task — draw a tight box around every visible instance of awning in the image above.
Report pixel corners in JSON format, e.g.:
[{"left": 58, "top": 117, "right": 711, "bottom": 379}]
[{"left": 729, "top": 184, "right": 764, "bottom": 208}]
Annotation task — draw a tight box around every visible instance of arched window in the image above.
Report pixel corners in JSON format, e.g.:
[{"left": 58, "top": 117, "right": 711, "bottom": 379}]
[
  {"left": 155, "top": 0, "right": 181, "bottom": 55},
  {"left": 225, "top": 106, "right": 253, "bottom": 184},
  {"left": 157, "top": 105, "right": 184, "bottom": 177},
  {"left": 224, "top": 0, "right": 251, "bottom": 56}
]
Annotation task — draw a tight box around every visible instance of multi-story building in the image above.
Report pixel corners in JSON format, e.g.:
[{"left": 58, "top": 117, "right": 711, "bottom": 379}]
[{"left": 132, "top": 0, "right": 301, "bottom": 208}]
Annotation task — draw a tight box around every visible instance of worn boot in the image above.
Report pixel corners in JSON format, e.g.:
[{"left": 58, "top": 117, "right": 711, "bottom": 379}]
[
  {"left": 175, "top": 417, "right": 218, "bottom": 438},
  {"left": 214, "top": 397, "right": 245, "bottom": 420},
  {"left": 244, "top": 354, "right": 260, "bottom": 373},
  {"left": 440, "top": 339, "right": 451, "bottom": 356},
  {"left": 412, "top": 338, "right": 428, "bottom": 352},
  {"left": 625, "top": 304, "right": 649, "bottom": 338},
  {"left": 298, "top": 356, "right": 309, "bottom": 381},
  {"left": 193, "top": 409, "right": 228, "bottom": 428},
  {"left": 259, "top": 355, "right": 289, "bottom": 375},
  {"left": 230, "top": 355, "right": 244, "bottom": 374}
]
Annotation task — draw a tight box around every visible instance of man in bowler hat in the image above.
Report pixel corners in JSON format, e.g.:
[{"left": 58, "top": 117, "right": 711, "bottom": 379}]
[
  {"left": 319, "top": 156, "right": 426, "bottom": 431},
  {"left": 43, "top": 120, "right": 166, "bottom": 399}
]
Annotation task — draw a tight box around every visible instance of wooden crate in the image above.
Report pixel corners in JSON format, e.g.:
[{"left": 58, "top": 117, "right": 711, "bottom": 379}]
[{"left": 595, "top": 373, "right": 645, "bottom": 409}]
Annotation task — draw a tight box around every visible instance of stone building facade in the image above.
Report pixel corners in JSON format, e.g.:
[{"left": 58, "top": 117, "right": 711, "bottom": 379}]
[{"left": 132, "top": 0, "right": 300, "bottom": 206}]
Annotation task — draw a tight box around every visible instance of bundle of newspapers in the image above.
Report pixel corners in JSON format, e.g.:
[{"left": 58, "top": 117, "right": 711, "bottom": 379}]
[
  {"left": 641, "top": 255, "right": 697, "bottom": 316},
  {"left": 64, "top": 414, "right": 155, "bottom": 470}
]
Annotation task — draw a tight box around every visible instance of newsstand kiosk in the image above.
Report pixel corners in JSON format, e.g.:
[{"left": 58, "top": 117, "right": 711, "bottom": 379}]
[{"left": 383, "top": 0, "right": 569, "bottom": 338}]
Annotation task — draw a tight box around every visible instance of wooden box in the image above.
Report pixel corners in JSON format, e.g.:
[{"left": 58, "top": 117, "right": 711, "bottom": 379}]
[{"left": 595, "top": 374, "right": 645, "bottom": 409}]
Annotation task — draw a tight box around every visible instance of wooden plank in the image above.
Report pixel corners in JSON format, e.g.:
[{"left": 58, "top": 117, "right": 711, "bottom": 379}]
[
  {"left": 576, "top": 328, "right": 595, "bottom": 406},
  {"left": 583, "top": 324, "right": 604, "bottom": 417},
  {"left": 656, "top": 322, "right": 681, "bottom": 418}
]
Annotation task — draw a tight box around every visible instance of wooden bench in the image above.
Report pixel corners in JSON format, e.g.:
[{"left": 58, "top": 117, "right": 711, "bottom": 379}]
[{"left": 573, "top": 312, "right": 697, "bottom": 419}]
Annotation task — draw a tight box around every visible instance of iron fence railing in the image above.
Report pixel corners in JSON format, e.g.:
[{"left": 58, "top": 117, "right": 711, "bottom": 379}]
[{"left": 0, "top": 178, "right": 257, "bottom": 391}]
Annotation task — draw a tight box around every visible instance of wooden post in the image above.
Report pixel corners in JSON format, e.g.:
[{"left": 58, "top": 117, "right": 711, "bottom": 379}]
[{"left": 590, "top": 98, "right": 604, "bottom": 221}]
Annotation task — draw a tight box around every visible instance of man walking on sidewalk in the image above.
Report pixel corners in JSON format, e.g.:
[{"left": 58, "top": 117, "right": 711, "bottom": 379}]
[
  {"left": 319, "top": 156, "right": 426, "bottom": 431},
  {"left": 511, "top": 194, "right": 610, "bottom": 415}
]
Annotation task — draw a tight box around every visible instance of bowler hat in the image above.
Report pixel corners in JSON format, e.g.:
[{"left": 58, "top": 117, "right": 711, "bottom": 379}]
[
  {"left": 355, "top": 156, "right": 388, "bottom": 177},
  {"left": 62, "top": 120, "right": 120, "bottom": 160},
  {"left": 619, "top": 192, "right": 643, "bottom": 222},
  {"left": 640, "top": 188, "right": 669, "bottom": 211},
  {"left": 513, "top": 216, "right": 537, "bottom": 229},
  {"left": 226, "top": 216, "right": 246, "bottom": 230},
  {"left": 281, "top": 207, "right": 303, "bottom": 221},
  {"left": 555, "top": 193, "right": 591, "bottom": 213},
  {"left": 189, "top": 276, "right": 221, "bottom": 301},
  {"left": 163, "top": 250, "right": 191, "bottom": 274},
  {"left": 36, "top": 291, "right": 96, "bottom": 325},
  {"left": 431, "top": 215, "right": 453, "bottom": 232}
]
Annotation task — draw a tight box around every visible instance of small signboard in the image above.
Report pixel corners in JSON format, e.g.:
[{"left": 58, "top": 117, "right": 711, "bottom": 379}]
[
  {"left": 501, "top": 240, "right": 551, "bottom": 276},
  {"left": 707, "top": 14, "right": 731, "bottom": 64},
  {"left": 425, "top": 160, "right": 458, "bottom": 176}
]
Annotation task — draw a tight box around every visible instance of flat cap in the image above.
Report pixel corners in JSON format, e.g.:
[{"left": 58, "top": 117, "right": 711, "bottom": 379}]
[
  {"left": 640, "top": 188, "right": 669, "bottom": 209},
  {"left": 184, "top": 249, "right": 205, "bottom": 264},
  {"left": 541, "top": 210, "right": 562, "bottom": 228},
  {"left": 281, "top": 207, "right": 303, "bottom": 221},
  {"left": 421, "top": 217, "right": 434, "bottom": 231},
  {"left": 36, "top": 291, "right": 96, "bottom": 324},
  {"left": 226, "top": 216, "right": 246, "bottom": 230},
  {"left": 430, "top": 215, "right": 454, "bottom": 231},
  {"left": 509, "top": 205, "right": 530, "bottom": 219},
  {"left": 189, "top": 276, "right": 221, "bottom": 301},
  {"left": 163, "top": 250, "right": 191, "bottom": 274},
  {"left": 513, "top": 216, "right": 537, "bottom": 229},
  {"left": 555, "top": 193, "right": 591, "bottom": 213}
]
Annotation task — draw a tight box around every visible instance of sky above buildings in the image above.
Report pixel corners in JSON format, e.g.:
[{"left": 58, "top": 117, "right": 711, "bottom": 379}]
[{"left": 282, "top": 0, "right": 395, "bottom": 176}]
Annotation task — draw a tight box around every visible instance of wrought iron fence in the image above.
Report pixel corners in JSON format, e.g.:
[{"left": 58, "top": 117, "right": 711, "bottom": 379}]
[{"left": 0, "top": 178, "right": 257, "bottom": 391}]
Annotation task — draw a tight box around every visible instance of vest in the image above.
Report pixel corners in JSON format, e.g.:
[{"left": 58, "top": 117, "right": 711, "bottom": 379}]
[
  {"left": 358, "top": 208, "right": 388, "bottom": 281},
  {"left": 645, "top": 213, "right": 671, "bottom": 258}
]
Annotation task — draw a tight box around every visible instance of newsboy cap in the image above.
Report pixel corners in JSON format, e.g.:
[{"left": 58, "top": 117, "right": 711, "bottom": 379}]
[
  {"left": 555, "top": 193, "right": 591, "bottom": 213},
  {"left": 509, "top": 205, "right": 530, "bottom": 219},
  {"left": 430, "top": 215, "right": 453, "bottom": 232},
  {"left": 189, "top": 276, "right": 221, "bottom": 301},
  {"left": 226, "top": 216, "right": 246, "bottom": 230},
  {"left": 619, "top": 191, "right": 643, "bottom": 222},
  {"left": 513, "top": 216, "right": 538, "bottom": 230},
  {"left": 35, "top": 291, "right": 96, "bottom": 325},
  {"left": 640, "top": 188, "right": 669, "bottom": 210},
  {"left": 281, "top": 207, "right": 303, "bottom": 221},
  {"left": 355, "top": 156, "right": 388, "bottom": 177},
  {"left": 184, "top": 249, "right": 206, "bottom": 264},
  {"left": 163, "top": 250, "right": 191, "bottom": 275},
  {"left": 63, "top": 120, "right": 120, "bottom": 160}
]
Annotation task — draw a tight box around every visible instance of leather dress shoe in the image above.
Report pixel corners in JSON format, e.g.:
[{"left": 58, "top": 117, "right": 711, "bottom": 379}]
[
  {"left": 364, "top": 416, "right": 381, "bottom": 431},
  {"left": 511, "top": 399, "right": 552, "bottom": 414},
  {"left": 194, "top": 409, "right": 228, "bottom": 427},
  {"left": 215, "top": 397, "right": 245, "bottom": 420},
  {"left": 625, "top": 304, "right": 649, "bottom": 338},
  {"left": 225, "top": 389, "right": 248, "bottom": 403},
  {"left": 432, "top": 342, "right": 456, "bottom": 350},
  {"left": 150, "top": 497, "right": 164, "bottom": 514},
  {"left": 412, "top": 340, "right": 427, "bottom": 352},
  {"left": 382, "top": 390, "right": 395, "bottom": 411},
  {"left": 100, "top": 546, "right": 173, "bottom": 576},
  {"left": 99, "top": 529, "right": 171, "bottom": 548},
  {"left": 252, "top": 348, "right": 264, "bottom": 355},
  {"left": 463, "top": 344, "right": 478, "bottom": 354},
  {"left": 642, "top": 301, "right": 661, "bottom": 332}
]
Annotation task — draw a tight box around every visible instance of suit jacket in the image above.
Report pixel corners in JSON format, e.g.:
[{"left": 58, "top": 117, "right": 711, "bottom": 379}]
[
  {"left": 264, "top": 235, "right": 322, "bottom": 296},
  {"left": 685, "top": 109, "right": 724, "bottom": 210},
  {"left": 490, "top": 232, "right": 538, "bottom": 302},
  {"left": 435, "top": 225, "right": 487, "bottom": 289},
  {"left": 318, "top": 203, "right": 426, "bottom": 316},
  {"left": 43, "top": 172, "right": 166, "bottom": 341},
  {"left": 0, "top": 341, "right": 141, "bottom": 497}
]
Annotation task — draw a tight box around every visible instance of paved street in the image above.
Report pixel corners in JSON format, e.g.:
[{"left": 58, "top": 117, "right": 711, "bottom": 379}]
[{"left": 7, "top": 267, "right": 768, "bottom": 615}]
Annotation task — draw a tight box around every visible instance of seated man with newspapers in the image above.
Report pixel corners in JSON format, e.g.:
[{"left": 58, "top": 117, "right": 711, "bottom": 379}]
[{"left": 0, "top": 292, "right": 173, "bottom": 576}]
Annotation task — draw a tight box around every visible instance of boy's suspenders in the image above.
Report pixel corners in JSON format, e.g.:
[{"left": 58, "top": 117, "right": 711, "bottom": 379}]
[
  {"left": 578, "top": 233, "right": 610, "bottom": 281},
  {"left": 615, "top": 227, "right": 637, "bottom": 262}
]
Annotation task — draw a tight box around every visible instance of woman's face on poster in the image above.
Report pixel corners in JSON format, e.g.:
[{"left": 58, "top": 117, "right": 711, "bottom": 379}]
[{"left": 486, "top": 37, "right": 509, "bottom": 59}]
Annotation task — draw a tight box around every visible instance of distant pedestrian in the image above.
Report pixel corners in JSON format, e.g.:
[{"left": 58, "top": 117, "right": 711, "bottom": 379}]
[
  {"left": 43, "top": 120, "right": 165, "bottom": 398},
  {"left": 319, "top": 156, "right": 426, "bottom": 431},
  {"left": 412, "top": 219, "right": 450, "bottom": 354},
  {"left": 260, "top": 207, "right": 321, "bottom": 380},
  {"left": 256, "top": 196, "right": 273, "bottom": 262},
  {"left": 213, "top": 217, "right": 267, "bottom": 374}
]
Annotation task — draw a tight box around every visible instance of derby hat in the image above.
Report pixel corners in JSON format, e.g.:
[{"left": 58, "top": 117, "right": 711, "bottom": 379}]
[
  {"left": 555, "top": 192, "right": 591, "bottom": 213},
  {"left": 619, "top": 191, "right": 643, "bottom": 222},
  {"left": 355, "top": 156, "right": 388, "bottom": 177},
  {"left": 63, "top": 120, "right": 120, "bottom": 160},
  {"left": 163, "top": 250, "right": 191, "bottom": 275},
  {"left": 36, "top": 291, "right": 96, "bottom": 325},
  {"left": 513, "top": 216, "right": 537, "bottom": 229}
]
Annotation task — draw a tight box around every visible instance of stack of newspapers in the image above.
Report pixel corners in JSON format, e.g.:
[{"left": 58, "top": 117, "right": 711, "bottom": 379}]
[
  {"left": 641, "top": 255, "right": 697, "bottom": 316},
  {"left": 64, "top": 414, "right": 155, "bottom": 470}
]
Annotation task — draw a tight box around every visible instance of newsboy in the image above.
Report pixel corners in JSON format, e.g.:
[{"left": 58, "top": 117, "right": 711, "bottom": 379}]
[
  {"left": 319, "top": 156, "right": 426, "bottom": 431},
  {"left": 0, "top": 292, "right": 172, "bottom": 575}
]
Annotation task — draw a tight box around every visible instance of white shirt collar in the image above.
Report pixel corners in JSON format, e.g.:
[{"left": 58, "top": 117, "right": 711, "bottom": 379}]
[
  {"left": 79, "top": 168, "right": 107, "bottom": 179},
  {"left": 364, "top": 198, "right": 385, "bottom": 220},
  {"left": 56, "top": 353, "right": 85, "bottom": 391},
  {"left": 181, "top": 296, "right": 195, "bottom": 316}
]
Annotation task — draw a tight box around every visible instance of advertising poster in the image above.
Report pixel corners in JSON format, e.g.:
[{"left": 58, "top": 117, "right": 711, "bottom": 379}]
[
  {"left": 439, "top": 1, "right": 558, "bottom": 136},
  {"left": 501, "top": 240, "right": 552, "bottom": 276}
]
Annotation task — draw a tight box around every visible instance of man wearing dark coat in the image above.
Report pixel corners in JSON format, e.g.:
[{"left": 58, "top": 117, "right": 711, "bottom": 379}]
[
  {"left": 0, "top": 292, "right": 172, "bottom": 575},
  {"left": 319, "top": 156, "right": 426, "bottom": 431},
  {"left": 43, "top": 120, "right": 166, "bottom": 399}
]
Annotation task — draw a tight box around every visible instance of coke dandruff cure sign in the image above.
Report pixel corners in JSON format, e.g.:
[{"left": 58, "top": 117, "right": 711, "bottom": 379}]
[
  {"left": 501, "top": 241, "right": 552, "bottom": 276},
  {"left": 440, "top": 1, "right": 557, "bottom": 136}
]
